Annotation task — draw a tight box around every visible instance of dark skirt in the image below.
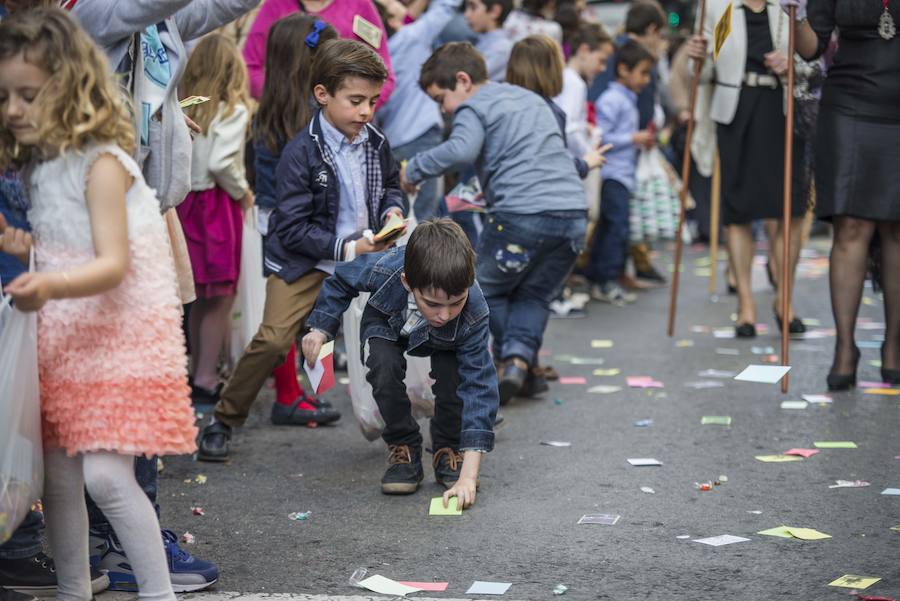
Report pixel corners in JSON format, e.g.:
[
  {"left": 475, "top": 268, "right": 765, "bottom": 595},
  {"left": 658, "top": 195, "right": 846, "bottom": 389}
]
[
  {"left": 717, "top": 86, "right": 809, "bottom": 225},
  {"left": 815, "top": 106, "right": 900, "bottom": 221}
]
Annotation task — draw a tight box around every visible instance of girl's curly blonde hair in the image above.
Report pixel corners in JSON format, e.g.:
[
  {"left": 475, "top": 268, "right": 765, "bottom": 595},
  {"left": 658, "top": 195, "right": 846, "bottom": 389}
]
[{"left": 0, "top": 7, "right": 135, "bottom": 170}]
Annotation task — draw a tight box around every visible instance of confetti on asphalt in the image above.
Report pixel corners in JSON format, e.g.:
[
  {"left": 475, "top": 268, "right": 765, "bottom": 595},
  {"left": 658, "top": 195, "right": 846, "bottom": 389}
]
[
  {"left": 191, "top": 506, "right": 205, "bottom": 516},
  {"left": 180, "top": 532, "right": 195, "bottom": 544},
  {"left": 289, "top": 511, "right": 312, "bottom": 520}
]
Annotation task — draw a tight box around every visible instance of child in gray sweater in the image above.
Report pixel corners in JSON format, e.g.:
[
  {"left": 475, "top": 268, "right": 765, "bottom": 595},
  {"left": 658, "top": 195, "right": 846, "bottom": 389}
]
[{"left": 402, "top": 41, "right": 587, "bottom": 405}]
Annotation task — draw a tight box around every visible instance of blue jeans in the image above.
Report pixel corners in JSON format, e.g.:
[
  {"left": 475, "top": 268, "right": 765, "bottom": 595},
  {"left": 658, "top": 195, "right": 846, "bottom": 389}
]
[
  {"left": 0, "top": 510, "right": 42, "bottom": 559},
  {"left": 586, "top": 179, "right": 630, "bottom": 285},
  {"left": 86, "top": 456, "right": 159, "bottom": 536},
  {"left": 392, "top": 127, "right": 444, "bottom": 221},
  {"left": 476, "top": 211, "right": 586, "bottom": 366}
]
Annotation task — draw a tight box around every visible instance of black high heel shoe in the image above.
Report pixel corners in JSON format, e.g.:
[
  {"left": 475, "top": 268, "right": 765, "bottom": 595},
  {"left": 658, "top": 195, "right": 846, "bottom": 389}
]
[
  {"left": 880, "top": 343, "right": 900, "bottom": 385},
  {"left": 827, "top": 348, "right": 860, "bottom": 391},
  {"left": 773, "top": 306, "right": 807, "bottom": 335},
  {"left": 735, "top": 322, "right": 757, "bottom": 338}
]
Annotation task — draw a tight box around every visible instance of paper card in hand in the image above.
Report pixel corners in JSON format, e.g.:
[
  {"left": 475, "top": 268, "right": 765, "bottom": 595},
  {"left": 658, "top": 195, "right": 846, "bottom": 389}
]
[
  {"left": 179, "top": 95, "right": 210, "bottom": 109},
  {"left": 374, "top": 213, "right": 407, "bottom": 243},
  {"left": 304, "top": 340, "right": 335, "bottom": 395}
]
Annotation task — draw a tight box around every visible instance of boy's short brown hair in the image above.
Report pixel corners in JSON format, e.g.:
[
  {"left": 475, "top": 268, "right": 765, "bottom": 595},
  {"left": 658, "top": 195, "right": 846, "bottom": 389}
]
[
  {"left": 404, "top": 219, "right": 476, "bottom": 296},
  {"left": 625, "top": 0, "right": 667, "bottom": 35},
  {"left": 614, "top": 38, "right": 656, "bottom": 77},
  {"left": 505, "top": 35, "right": 564, "bottom": 98},
  {"left": 419, "top": 42, "right": 488, "bottom": 91},
  {"left": 311, "top": 38, "right": 388, "bottom": 95}
]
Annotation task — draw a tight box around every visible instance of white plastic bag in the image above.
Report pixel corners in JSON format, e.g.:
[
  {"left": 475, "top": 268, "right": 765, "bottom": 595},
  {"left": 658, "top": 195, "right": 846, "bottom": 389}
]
[
  {"left": 230, "top": 207, "right": 266, "bottom": 368},
  {"left": 0, "top": 260, "right": 43, "bottom": 544},
  {"left": 343, "top": 219, "right": 434, "bottom": 440},
  {"left": 629, "top": 147, "right": 681, "bottom": 243},
  {"left": 344, "top": 293, "right": 385, "bottom": 440},
  {"left": 344, "top": 295, "right": 436, "bottom": 441}
]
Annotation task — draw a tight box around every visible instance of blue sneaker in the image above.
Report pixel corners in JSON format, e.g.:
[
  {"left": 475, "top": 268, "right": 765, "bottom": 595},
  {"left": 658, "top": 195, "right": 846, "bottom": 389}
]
[
  {"left": 89, "top": 529, "right": 218, "bottom": 593},
  {"left": 161, "top": 529, "right": 219, "bottom": 592}
]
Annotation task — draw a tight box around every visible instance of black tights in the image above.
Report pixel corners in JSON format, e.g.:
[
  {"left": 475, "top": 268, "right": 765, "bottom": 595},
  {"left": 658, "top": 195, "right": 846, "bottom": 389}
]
[{"left": 830, "top": 217, "right": 900, "bottom": 373}]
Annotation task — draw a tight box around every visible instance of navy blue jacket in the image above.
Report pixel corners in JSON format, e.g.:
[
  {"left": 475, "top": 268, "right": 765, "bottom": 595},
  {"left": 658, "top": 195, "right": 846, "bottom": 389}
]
[
  {"left": 264, "top": 111, "right": 405, "bottom": 283},
  {"left": 253, "top": 138, "right": 281, "bottom": 212},
  {"left": 306, "top": 247, "right": 499, "bottom": 452}
]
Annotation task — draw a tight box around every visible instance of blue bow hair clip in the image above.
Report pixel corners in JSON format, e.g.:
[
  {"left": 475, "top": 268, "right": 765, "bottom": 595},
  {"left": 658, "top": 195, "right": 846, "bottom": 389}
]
[{"left": 305, "top": 20, "right": 328, "bottom": 49}]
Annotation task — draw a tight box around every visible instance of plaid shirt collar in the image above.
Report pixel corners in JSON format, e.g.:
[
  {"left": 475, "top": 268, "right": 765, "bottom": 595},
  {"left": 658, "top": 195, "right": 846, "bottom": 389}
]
[
  {"left": 400, "top": 293, "right": 427, "bottom": 337},
  {"left": 311, "top": 112, "right": 385, "bottom": 232}
]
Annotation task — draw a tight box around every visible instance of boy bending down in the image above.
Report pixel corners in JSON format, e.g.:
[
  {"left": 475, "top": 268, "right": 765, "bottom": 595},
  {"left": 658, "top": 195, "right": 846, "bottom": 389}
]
[{"left": 302, "top": 219, "right": 498, "bottom": 507}]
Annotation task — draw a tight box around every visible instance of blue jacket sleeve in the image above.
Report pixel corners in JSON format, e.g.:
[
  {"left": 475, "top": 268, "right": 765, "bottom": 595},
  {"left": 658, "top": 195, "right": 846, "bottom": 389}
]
[
  {"left": 456, "top": 317, "right": 499, "bottom": 452},
  {"left": 272, "top": 145, "right": 344, "bottom": 263},
  {"left": 378, "top": 145, "right": 406, "bottom": 221},
  {"left": 305, "top": 253, "right": 385, "bottom": 336},
  {"left": 406, "top": 108, "right": 485, "bottom": 183}
]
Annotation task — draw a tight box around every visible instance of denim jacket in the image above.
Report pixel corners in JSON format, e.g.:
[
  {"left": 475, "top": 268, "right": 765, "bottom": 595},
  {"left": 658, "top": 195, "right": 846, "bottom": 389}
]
[{"left": 306, "top": 247, "right": 498, "bottom": 452}]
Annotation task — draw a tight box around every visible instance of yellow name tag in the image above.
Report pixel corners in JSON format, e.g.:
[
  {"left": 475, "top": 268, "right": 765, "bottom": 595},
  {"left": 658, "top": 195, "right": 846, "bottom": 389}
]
[
  {"left": 713, "top": 2, "right": 732, "bottom": 61},
  {"left": 353, "top": 14, "right": 383, "bottom": 49}
]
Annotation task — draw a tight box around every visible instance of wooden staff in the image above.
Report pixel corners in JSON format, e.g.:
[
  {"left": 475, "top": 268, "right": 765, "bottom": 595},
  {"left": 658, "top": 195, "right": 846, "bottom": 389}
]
[
  {"left": 708, "top": 150, "right": 721, "bottom": 296},
  {"left": 667, "top": 0, "right": 707, "bottom": 336},
  {"left": 780, "top": 6, "right": 797, "bottom": 393}
]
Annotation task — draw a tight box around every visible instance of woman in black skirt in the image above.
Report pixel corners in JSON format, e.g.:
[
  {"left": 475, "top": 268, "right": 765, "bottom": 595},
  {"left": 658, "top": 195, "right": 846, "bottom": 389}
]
[
  {"left": 688, "top": 0, "right": 810, "bottom": 338},
  {"left": 787, "top": 0, "right": 900, "bottom": 389}
]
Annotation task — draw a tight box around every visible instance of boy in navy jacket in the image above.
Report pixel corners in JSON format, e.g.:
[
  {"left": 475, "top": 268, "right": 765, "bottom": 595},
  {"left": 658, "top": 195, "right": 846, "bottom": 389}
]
[
  {"left": 199, "top": 39, "right": 405, "bottom": 461},
  {"left": 302, "top": 219, "right": 498, "bottom": 507}
]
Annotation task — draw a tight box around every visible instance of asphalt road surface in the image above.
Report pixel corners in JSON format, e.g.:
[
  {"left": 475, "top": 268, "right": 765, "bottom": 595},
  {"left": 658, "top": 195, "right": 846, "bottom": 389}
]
[{"left": 143, "top": 237, "right": 900, "bottom": 600}]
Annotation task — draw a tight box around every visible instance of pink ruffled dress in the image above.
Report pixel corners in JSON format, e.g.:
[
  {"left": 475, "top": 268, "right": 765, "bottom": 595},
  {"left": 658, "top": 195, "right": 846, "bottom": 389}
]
[{"left": 26, "top": 143, "right": 198, "bottom": 457}]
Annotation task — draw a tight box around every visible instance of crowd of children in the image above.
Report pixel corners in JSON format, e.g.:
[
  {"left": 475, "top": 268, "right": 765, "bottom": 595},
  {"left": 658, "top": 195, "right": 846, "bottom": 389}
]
[{"left": 0, "top": 0, "right": 708, "bottom": 598}]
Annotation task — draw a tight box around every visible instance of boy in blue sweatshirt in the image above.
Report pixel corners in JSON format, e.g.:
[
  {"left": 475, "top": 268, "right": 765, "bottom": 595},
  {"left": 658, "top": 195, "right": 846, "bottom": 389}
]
[
  {"left": 586, "top": 40, "right": 656, "bottom": 305},
  {"left": 198, "top": 39, "right": 406, "bottom": 461},
  {"left": 302, "top": 219, "right": 498, "bottom": 505},
  {"left": 401, "top": 42, "right": 587, "bottom": 405}
]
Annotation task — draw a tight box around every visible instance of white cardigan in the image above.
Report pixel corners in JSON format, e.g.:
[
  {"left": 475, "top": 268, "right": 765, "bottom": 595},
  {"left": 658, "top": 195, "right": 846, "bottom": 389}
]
[
  {"left": 700, "top": 0, "right": 789, "bottom": 124},
  {"left": 189, "top": 102, "right": 250, "bottom": 200},
  {"left": 690, "top": 1, "right": 788, "bottom": 176}
]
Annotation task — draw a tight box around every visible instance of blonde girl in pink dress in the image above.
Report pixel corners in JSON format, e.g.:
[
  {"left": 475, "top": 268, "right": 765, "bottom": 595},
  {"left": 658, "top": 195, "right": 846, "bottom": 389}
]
[{"left": 0, "top": 9, "right": 196, "bottom": 601}]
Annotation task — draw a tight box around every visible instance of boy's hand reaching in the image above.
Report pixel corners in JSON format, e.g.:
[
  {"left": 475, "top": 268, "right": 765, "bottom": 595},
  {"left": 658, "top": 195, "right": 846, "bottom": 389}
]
[
  {"left": 301, "top": 329, "right": 328, "bottom": 367},
  {"left": 444, "top": 476, "right": 477, "bottom": 509},
  {"left": 399, "top": 164, "right": 418, "bottom": 195},
  {"left": 0, "top": 213, "right": 32, "bottom": 266},
  {"left": 582, "top": 142, "right": 614, "bottom": 171}
]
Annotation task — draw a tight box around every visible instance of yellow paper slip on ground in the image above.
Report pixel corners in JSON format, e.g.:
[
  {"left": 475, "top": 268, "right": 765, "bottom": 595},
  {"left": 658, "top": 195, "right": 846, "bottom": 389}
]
[{"left": 755, "top": 455, "right": 804, "bottom": 462}]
